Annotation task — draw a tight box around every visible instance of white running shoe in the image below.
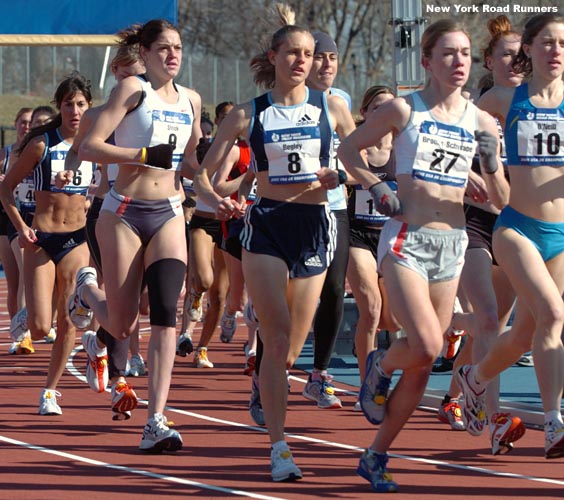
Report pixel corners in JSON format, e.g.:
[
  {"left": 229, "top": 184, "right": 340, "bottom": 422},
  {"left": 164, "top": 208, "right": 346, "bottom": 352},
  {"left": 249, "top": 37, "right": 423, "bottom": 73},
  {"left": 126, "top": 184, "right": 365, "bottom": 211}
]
[
  {"left": 219, "top": 310, "right": 237, "bottom": 343},
  {"left": 271, "top": 446, "right": 302, "bottom": 482},
  {"left": 82, "top": 330, "right": 109, "bottom": 393},
  {"left": 68, "top": 267, "right": 97, "bottom": 329},
  {"left": 187, "top": 291, "right": 203, "bottom": 322},
  {"left": 194, "top": 347, "right": 214, "bottom": 368},
  {"left": 38, "top": 389, "right": 62, "bottom": 415},
  {"left": 128, "top": 353, "right": 146, "bottom": 377},
  {"left": 8, "top": 341, "right": 20, "bottom": 354},
  {"left": 139, "top": 413, "right": 183, "bottom": 453},
  {"left": 545, "top": 420, "right": 564, "bottom": 459},
  {"left": 44, "top": 327, "right": 57, "bottom": 344},
  {"left": 176, "top": 332, "right": 194, "bottom": 357},
  {"left": 10, "top": 307, "right": 28, "bottom": 342},
  {"left": 456, "top": 365, "right": 487, "bottom": 436}
]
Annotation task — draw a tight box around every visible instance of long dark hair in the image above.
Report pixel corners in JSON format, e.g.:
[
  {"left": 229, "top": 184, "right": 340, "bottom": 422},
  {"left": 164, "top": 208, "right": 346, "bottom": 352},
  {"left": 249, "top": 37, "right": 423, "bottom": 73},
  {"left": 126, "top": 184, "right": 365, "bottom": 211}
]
[
  {"left": 118, "top": 19, "right": 179, "bottom": 50},
  {"left": 18, "top": 72, "right": 92, "bottom": 154},
  {"left": 513, "top": 12, "right": 564, "bottom": 76}
]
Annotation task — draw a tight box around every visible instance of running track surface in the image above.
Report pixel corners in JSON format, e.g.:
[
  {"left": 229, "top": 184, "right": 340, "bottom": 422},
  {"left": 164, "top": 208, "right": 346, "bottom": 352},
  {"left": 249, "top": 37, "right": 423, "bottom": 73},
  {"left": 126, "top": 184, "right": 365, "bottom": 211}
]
[{"left": 0, "top": 281, "right": 563, "bottom": 499}]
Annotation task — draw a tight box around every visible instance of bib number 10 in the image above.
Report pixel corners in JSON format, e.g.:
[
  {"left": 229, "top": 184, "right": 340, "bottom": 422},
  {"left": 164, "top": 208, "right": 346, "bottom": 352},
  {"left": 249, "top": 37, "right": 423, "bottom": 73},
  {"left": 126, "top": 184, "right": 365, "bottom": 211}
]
[
  {"left": 287, "top": 152, "right": 301, "bottom": 173},
  {"left": 534, "top": 132, "right": 561, "bottom": 155}
]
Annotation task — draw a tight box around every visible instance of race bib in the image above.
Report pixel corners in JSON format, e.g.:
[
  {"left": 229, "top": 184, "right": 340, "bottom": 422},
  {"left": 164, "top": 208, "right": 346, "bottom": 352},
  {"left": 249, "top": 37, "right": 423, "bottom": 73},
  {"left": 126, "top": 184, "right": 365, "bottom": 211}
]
[
  {"left": 516, "top": 109, "right": 564, "bottom": 166},
  {"left": 17, "top": 176, "right": 35, "bottom": 208},
  {"left": 151, "top": 110, "right": 192, "bottom": 171},
  {"left": 265, "top": 127, "right": 321, "bottom": 184},
  {"left": 50, "top": 149, "right": 94, "bottom": 195},
  {"left": 412, "top": 121, "right": 475, "bottom": 187},
  {"left": 354, "top": 181, "right": 397, "bottom": 225}
]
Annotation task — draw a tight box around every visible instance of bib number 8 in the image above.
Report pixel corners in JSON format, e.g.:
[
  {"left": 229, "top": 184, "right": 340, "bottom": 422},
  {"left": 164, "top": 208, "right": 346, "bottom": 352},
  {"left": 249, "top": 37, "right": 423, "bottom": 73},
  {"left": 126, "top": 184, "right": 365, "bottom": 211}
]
[{"left": 287, "top": 152, "right": 301, "bottom": 174}]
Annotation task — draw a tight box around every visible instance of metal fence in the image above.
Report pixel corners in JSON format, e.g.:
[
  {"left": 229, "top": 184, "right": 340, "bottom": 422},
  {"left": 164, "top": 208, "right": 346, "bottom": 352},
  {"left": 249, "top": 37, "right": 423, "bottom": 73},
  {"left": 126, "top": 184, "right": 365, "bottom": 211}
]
[{"left": 0, "top": 43, "right": 368, "bottom": 116}]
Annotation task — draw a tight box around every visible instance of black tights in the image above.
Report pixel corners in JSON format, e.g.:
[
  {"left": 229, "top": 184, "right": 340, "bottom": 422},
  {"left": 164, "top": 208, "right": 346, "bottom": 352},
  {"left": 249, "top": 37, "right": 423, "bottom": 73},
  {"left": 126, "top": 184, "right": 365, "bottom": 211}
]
[{"left": 97, "top": 326, "right": 130, "bottom": 379}]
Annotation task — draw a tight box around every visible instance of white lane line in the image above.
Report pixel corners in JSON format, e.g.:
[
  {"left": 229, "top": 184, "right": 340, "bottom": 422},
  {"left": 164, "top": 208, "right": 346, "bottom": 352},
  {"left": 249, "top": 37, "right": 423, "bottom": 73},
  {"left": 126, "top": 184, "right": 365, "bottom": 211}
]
[
  {"left": 5, "top": 345, "right": 560, "bottom": 493},
  {"left": 0, "top": 435, "right": 287, "bottom": 500}
]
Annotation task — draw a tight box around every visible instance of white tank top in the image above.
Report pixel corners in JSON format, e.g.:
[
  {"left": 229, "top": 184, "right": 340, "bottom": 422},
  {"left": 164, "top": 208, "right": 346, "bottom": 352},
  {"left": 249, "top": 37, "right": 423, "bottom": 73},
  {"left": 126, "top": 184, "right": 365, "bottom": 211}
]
[
  {"left": 394, "top": 92, "right": 477, "bottom": 188},
  {"left": 114, "top": 76, "right": 194, "bottom": 172}
]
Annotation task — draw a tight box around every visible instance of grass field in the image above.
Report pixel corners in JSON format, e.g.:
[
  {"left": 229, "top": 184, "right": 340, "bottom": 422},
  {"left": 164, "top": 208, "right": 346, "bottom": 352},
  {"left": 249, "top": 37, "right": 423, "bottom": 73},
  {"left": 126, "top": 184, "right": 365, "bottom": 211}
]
[{"left": 0, "top": 94, "right": 52, "bottom": 146}]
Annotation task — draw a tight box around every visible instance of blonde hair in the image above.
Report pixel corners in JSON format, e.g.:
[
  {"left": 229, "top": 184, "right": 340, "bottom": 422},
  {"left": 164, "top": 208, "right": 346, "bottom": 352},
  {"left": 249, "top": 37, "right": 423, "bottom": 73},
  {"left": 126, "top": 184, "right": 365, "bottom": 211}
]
[
  {"left": 110, "top": 44, "right": 142, "bottom": 73},
  {"left": 249, "top": 3, "right": 311, "bottom": 89}
]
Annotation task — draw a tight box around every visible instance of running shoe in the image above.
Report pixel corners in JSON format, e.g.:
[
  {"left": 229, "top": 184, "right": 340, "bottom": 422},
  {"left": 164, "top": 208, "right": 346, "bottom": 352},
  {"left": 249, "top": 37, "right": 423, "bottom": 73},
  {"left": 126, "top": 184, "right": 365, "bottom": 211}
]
[
  {"left": 244, "top": 349, "right": 256, "bottom": 376},
  {"left": 38, "top": 389, "right": 62, "bottom": 416},
  {"left": 44, "top": 327, "right": 57, "bottom": 344},
  {"left": 111, "top": 381, "right": 138, "bottom": 420},
  {"left": 244, "top": 300, "right": 259, "bottom": 332},
  {"left": 194, "top": 347, "right": 213, "bottom": 368},
  {"left": 545, "top": 421, "right": 564, "bottom": 459},
  {"left": 455, "top": 365, "right": 487, "bottom": 436},
  {"left": 442, "top": 328, "right": 466, "bottom": 360},
  {"left": 10, "top": 307, "right": 28, "bottom": 342},
  {"left": 438, "top": 399, "right": 466, "bottom": 431},
  {"left": 8, "top": 341, "right": 20, "bottom": 355},
  {"left": 187, "top": 291, "right": 203, "bottom": 322},
  {"left": 302, "top": 373, "right": 342, "bottom": 409},
  {"left": 69, "top": 267, "right": 97, "bottom": 329},
  {"left": 489, "top": 412, "right": 526, "bottom": 455},
  {"left": 516, "top": 352, "right": 534, "bottom": 367},
  {"left": 359, "top": 350, "right": 391, "bottom": 425},
  {"left": 128, "top": 353, "right": 146, "bottom": 377},
  {"left": 353, "top": 400, "right": 362, "bottom": 412},
  {"left": 82, "top": 330, "right": 109, "bottom": 393},
  {"left": 219, "top": 310, "right": 237, "bottom": 343},
  {"left": 431, "top": 356, "right": 454, "bottom": 373},
  {"left": 16, "top": 332, "right": 34, "bottom": 355},
  {"left": 139, "top": 413, "right": 183, "bottom": 453},
  {"left": 357, "top": 449, "right": 398, "bottom": 493},
  {"left": 249, "top": 372, "right": 265, "bottom": 426},
  {"left": 176, "top": 332, "right": 194, "bottom": 357},
  {"left": 271, "top": 446, "right": 302, "bottom": 482},
  {"left": 442, "top": 296, "right": 465, "bottom": 360}
]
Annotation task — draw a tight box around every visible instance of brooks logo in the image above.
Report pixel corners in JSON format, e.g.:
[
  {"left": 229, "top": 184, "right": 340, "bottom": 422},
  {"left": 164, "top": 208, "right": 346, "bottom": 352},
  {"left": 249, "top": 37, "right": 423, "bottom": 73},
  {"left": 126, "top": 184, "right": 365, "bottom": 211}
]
[{"left": 304, "top": 255, "right": 323, "bottom": 268}]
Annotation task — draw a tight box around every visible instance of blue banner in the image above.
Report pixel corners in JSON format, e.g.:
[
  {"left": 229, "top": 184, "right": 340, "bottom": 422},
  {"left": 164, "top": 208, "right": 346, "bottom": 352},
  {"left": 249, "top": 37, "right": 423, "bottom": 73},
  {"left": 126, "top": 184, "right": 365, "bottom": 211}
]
[{"left": 0, "top": 0, "right": 177, "bottom": 34}]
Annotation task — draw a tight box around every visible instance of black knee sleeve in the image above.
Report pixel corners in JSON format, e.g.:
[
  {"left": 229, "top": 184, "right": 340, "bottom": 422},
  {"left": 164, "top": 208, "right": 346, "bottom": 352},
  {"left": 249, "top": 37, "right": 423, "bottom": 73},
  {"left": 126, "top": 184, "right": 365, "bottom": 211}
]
[{"left": 146, "top": 258, "right": 186, "bottom": 327}]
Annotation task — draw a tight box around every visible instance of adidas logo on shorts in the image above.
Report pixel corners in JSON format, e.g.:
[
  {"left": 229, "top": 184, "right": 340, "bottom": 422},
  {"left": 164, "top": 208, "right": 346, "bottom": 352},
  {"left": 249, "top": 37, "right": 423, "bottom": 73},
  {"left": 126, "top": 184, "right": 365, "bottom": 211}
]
[
  {"left": 62, "top": 238, "right": 77, "bottom": 249},
  {"left": 304, "top": 255, "right": 323, "bottom": 268}
]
